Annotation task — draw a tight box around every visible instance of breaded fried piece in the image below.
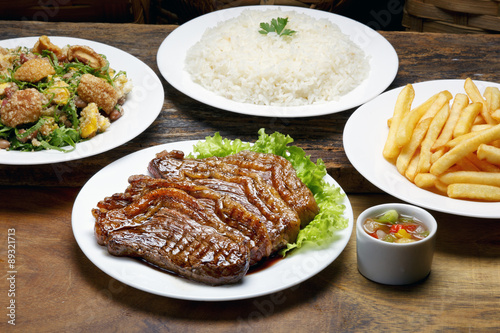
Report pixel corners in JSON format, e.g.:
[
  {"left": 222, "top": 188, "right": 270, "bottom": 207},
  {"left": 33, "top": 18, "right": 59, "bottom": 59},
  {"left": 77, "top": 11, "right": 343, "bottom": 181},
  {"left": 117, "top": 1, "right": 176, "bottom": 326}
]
[
  {"left": 77, "top": 74, "right": 119, "bottom": 114},
  {"left": 67, "top": 45, "right": 106, "bottom": 69},
  {"left": 32, "top": 35, "right": 62, "bottom": 58},
  {"left": 13, "top": 58, "right": 55, "bottom": 83},
  {"left": 0, "top": 48, "right": 12, "bottom": 73},
  {"left": 1, "top": 88, "right": 43, "bottom": 127}
]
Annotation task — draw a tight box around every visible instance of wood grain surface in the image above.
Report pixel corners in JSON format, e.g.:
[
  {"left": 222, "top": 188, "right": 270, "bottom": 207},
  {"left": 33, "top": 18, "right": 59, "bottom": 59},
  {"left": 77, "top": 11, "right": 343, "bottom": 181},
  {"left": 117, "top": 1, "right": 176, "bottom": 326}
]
[{"left": 1, "top": 20, "right": 500, "bottom": 333}]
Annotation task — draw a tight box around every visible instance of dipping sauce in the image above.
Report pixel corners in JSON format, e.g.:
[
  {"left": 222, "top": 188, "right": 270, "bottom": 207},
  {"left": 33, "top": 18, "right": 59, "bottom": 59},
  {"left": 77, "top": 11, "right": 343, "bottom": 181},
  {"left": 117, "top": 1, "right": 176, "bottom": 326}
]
[{"left": 363, "top": 209, "right": 429, "bottom": 243}]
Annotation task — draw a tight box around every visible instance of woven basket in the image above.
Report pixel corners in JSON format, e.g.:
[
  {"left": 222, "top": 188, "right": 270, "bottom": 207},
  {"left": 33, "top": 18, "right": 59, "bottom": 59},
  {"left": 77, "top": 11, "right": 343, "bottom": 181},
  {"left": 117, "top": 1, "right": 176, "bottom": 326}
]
[
  {"left": 402, "top": 0, "right": 500, "bottom": 33},
  {"left": 153, "top": 0, "right": 349, "bottom": 24},
  {"left": 0, "top": 0, "right": 150, "bottom": 23}
]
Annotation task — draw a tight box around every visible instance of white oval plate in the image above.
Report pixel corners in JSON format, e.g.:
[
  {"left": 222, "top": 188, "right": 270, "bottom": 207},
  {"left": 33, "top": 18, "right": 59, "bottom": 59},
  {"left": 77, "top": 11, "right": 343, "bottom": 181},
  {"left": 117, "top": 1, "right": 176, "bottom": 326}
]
[
  {"left": 343, "top": 79, "right": 500, "bottom": 219},
  {"left": 0, "top": 36, "right": 164, "bottom": 165},
  {"left": 157, "top": 6, "right": 398, "bottom": 118},
  {"left": 72, "top": 140, "right": 353, "bottom": 301}
]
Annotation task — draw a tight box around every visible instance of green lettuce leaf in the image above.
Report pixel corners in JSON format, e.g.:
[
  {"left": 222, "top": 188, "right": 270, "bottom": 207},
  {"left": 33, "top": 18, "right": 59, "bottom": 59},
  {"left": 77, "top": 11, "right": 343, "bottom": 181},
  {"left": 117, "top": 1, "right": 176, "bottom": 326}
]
[
  {"left": 189, "top": 132, "right": 251, "bottom": 158},
  {"left": 190, "top": 128, "right": 348, "bottom": 255}
]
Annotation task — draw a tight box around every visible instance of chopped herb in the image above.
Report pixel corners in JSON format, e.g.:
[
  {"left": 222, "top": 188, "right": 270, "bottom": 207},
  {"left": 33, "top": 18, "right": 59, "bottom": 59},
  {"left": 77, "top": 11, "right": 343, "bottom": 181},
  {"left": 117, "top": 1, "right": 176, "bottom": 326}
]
[{"left": 259, "top": 17, "right": 296, "bottom": 37}]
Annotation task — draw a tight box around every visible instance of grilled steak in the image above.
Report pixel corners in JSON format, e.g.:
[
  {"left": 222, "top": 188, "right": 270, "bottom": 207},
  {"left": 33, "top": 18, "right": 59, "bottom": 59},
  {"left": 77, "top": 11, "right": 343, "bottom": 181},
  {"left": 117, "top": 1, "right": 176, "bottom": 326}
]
[
  {"left": 148, "top": 150, "right": 319, "bottom": 227},
  {"left": 93, "top": 187, "right": 250, "bottom": 285},
  {"left": 92, "top": 149, "right": 320, "bottom": 285},
  {"left": 124, "top": 174, "right": 273, "bottom": 265}
]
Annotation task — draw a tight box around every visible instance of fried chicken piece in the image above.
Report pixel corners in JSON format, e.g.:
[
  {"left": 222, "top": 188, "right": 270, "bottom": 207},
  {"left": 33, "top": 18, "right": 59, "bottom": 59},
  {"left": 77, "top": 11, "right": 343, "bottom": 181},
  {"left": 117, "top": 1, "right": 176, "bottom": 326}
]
[
  {"left": 32, "top": 35, "right": 62, "bottom": 58},
  {"left": 1, "top": 88, "right": 43, "bottom": 127},
  {"left": 67, "top": 45, "right": 107, "bottom": 69},
  {"left": 13, "top": 58, "right": 55, "bottom": 83},
  {"left": 77, "top": 74, "right": 119, "bottom": 115}
]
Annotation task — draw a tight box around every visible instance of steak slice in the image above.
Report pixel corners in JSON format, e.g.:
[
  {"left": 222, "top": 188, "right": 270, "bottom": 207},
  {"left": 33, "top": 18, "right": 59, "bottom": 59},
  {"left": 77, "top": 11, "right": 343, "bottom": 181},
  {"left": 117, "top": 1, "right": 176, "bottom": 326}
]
[
  {"left": 148, "top": 150, "right": 303, "bottom": 252},
  {"left": 124, "top": 174, "right": 272, "bottom": 265},
  {"left": 92, "top": 187, "right": 250, "bottom": 285},
  {"left": 222, "top": 150, "right": 320, "bottom": 227}
]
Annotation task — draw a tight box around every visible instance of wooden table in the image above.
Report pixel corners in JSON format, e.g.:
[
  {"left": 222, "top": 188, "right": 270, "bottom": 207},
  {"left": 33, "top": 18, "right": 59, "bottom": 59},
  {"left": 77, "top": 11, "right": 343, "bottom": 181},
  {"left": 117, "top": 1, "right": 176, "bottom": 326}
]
[{"left": 1, "top": 20, "right": 499, "bottom": 332}]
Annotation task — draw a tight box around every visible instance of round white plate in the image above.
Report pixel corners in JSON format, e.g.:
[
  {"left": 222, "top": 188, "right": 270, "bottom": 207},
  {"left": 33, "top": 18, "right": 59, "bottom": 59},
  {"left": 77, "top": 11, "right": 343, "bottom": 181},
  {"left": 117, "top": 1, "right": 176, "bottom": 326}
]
[
  {"left": 343, "top": 79, "right": 500, "bottom": 219},
  {"left": 0, "top": 36, "right": 164, "bottom": 165},
  {"left": 157, "top": 6, "right": 398, "bottom": 118},
  {"left": 72, "top": 140, "right": 354, "bottom": 301}
]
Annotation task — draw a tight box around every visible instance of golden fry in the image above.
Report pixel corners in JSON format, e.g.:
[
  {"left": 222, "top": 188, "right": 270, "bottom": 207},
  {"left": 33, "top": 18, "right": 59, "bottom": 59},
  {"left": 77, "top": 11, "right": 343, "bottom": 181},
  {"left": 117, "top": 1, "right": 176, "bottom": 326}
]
[
  {"left": 396, "top": 118, "right": 431, "bottom": 175},
  {"left": 445, "top": 131, "right": 480, "bottom": 149},
  {"left": 417, "top": 103, "right": 449, "bottom": 174},
  {"left": 432, "top": 93, "right": 468, "bottom": 151},
  {"left": 484, "top": 86, "right": 500, "bottom": 115},
  {"left": 383, "top": 84, "right": 415, "bottom": 161},
  {"left": 420, "top": 90, "right": 452, "bottom": 120},
  {"left": 395, "top": 93, "right": 440, "bottom": 147},
  {"left": 439, "top": 171, "right": 500, "bottom": 187},
  {"left": 471, "top": 124, "right": 493, "bottom": 132},
  {"left": 431, "top": 147, "right": 446, "bottom": 164},
  {"left": 430, "top": 124, "right": 500, "bottom": 176},
  {"left": 492, "top": 109, "right": 500, "bottom": 122},
  {"left": 414, "top": 173, "right": 437, "bottom": 188},
  {"left": 464, "top": 78, "right": 496, "bottom": 125},
  {"left": 477, "top": 144, "right": 500, "bottom": 165},
  {"left": 465, "top": 153, "right": 500, "bottom": 172},
  {"left": 405, "top": 151, "right": 420, "bottom": 182},
  {"left": 447, "top": 183, "right": 500, "bottom": 201},
  {"left": 453, "top": 102, "right": 482, "bottom": 138}
]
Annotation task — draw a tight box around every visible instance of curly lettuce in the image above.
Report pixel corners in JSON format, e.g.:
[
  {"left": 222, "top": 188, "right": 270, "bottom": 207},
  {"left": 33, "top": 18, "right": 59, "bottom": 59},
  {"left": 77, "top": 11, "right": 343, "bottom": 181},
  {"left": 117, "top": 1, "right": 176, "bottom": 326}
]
[{"left": 190, "top": 128, "right": 348, "bottom": 255}]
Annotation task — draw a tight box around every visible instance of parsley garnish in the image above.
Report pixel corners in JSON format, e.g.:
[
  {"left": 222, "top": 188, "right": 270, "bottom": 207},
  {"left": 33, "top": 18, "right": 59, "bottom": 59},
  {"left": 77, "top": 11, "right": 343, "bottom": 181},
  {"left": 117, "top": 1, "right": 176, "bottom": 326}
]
[{"left": 259, "top": 17, "right": 296, "bottom": 37}]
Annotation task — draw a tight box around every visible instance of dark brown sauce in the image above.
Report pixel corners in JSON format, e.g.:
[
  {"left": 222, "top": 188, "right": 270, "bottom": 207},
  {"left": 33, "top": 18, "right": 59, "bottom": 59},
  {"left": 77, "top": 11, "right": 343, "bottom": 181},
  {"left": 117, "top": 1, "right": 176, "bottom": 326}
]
[
  {"left": 247, "top": 254, "right": 283, "bottom": 275},
  {"left": 138, "top": 254, "right": 284, "bottom": 283}
]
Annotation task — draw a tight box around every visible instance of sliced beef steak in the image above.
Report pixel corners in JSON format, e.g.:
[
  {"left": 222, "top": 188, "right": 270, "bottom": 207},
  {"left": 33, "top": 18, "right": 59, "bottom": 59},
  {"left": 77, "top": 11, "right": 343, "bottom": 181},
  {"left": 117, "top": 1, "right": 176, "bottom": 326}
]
[
  {"left": 222, "top": 150, "right": 320, "bottom": 226},
  {"left": 148, "top": 150, "right": 308, "bottom": 251},
  {"left": 149, "top": 150, "right": 319, "bottom": 227},
  {"left": 93, "top": 187, "right": 250, "bottom": 285},
  {"left": 124, "top": 174, "right": 272, "bottom": 265},
  {"left": 92, "top": 149, "right": 320, "bottom": 286}
]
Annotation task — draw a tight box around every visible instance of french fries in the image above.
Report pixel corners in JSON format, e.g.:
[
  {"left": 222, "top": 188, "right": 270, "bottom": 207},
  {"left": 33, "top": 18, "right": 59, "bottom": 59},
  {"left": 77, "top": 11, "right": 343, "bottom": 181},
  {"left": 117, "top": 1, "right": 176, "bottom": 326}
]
[
  {"left": 453, "top": 102, "right": 482, "bottom": 138},
  {"left": 383, "top": 84, "right": 414, "bottom": 160},
  {"left": 477, "top": 144, "right": 500, "bottom": 165},
  {"left": 432, "top": 93, "right": 468, "bottom": 151},
  {"left": 384, "top": 78, "right": 500, "bottom": 202}
]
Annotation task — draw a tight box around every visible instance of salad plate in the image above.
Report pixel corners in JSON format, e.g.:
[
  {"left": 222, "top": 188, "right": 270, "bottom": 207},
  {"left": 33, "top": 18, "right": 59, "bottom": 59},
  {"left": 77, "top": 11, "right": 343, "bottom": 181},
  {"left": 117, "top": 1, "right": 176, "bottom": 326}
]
[
  {"left": 157, "top": 6, "right": 398, "bottom": 118},
  {"left": 343, "top": 79, "right": 500, "bottom": 219},
  {"left": 0, "top": 36, "right": 164, "bottom": 165},
  {"left": 72, "top": 140, "right": 353, "bottom": 301}
]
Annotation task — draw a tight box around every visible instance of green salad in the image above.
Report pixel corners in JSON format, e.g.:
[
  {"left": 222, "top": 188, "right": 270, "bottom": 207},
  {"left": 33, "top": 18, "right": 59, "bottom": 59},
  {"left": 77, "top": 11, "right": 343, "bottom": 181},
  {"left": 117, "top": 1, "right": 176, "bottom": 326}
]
[{"left": 189, "top": 128, "right": 348, "bottom": 255}]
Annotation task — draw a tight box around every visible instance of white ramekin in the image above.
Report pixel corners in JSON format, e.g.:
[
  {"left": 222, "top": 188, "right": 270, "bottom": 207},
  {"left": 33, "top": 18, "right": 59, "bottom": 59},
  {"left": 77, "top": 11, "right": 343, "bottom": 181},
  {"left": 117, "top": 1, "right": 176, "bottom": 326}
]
[{"left": 356, "top": 203, "right": 437, "bottom": 285}]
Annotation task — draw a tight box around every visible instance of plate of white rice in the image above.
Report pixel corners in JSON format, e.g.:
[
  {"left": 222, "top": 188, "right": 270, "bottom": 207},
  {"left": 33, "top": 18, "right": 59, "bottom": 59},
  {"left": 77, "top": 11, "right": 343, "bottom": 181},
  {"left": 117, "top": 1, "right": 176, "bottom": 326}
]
[{"left": 157, "top": 6, "right": 398, "bottom": 118}]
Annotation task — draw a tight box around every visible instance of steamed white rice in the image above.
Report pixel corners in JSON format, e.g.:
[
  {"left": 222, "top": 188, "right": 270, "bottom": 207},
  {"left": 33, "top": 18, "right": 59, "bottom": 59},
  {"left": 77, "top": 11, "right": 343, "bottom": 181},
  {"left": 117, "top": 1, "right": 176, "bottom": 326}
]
[{"left": 185, "top": 9, "right": 370, "bottom": 107}]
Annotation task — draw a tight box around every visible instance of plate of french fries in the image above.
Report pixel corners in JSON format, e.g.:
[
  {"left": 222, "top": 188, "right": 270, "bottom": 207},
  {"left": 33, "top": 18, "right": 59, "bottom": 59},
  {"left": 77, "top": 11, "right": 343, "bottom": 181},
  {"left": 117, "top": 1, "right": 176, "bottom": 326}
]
[{"left": 344, "top": 78, "right": 500, "bottom": 218}]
